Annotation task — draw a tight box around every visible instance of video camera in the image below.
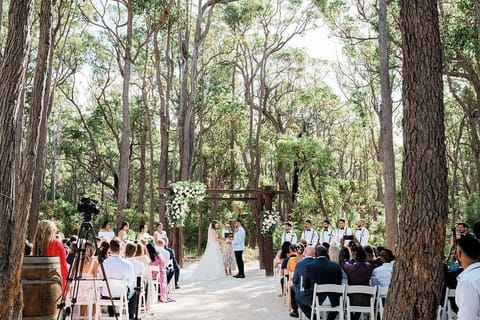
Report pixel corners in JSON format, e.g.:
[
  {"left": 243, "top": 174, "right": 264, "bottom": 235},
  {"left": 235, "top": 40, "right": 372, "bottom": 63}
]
[{"left": 77, "top": 197, "right": 100, "bottom": 222}]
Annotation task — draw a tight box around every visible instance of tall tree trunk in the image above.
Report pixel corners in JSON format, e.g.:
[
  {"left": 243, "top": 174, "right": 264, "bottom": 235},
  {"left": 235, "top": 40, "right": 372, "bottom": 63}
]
[
  {"left": 378, "top": 0, "right": 399, "bottom": 250},
  {"left": 116, "top": 0, "right": 133, "bottom": 226},
  {"left": 383, "top": 1, "right": 446, "bottom": 319},
  {"left": 0, "top": 0, "right": 34, "bottom": 318}
]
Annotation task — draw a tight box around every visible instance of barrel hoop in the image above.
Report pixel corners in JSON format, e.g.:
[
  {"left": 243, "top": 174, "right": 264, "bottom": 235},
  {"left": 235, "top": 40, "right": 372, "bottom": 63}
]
[
  {"left": 21, "top": 278, "right": 62, "bottom": 285},
  {"left": 22, "top": 264, "right": 60, "bottom": 270}
]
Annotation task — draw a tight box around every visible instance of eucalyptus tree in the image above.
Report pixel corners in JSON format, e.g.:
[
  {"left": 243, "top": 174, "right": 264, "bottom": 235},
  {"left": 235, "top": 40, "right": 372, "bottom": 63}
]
[
  {"left": 0, "top": 0, "right": 34, "bottom": 317},
  {"left": 384, "top": 1, "right": 447, "bottom": 318}
]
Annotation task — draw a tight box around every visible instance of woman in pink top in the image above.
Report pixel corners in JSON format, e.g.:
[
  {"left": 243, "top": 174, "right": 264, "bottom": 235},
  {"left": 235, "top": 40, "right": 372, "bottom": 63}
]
[{"left": 147, "top": 243, "right": 170, "bottom": 303}]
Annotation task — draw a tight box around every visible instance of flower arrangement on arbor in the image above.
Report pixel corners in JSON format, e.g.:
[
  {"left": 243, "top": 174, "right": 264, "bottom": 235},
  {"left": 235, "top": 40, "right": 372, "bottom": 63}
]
[
  {"left": 166, "top": 181, "right": 206, "bottom": 227},
  {"left": 260, "top": 209, "right": 280, "bottom": 237}
]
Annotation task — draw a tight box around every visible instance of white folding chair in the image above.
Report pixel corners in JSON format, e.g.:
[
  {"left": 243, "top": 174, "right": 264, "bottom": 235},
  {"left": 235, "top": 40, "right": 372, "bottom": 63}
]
[
  {"left": 148, "top": 265, "right": 160, "bottom": 298},
  {"left": 68, "top": 279, "right": 103, "bottom": 320},
  {"left": 95, "top": 279, "right": 129, "bottom": 320},
  {"left": 346, "top": 285, "right": 377, "bottom": 320},
  {"left": 440, "top": 288, "right": 457, "bottom": 320},
  {"left": 311, "top": 283, "right": 346, "bottom": 320},
  {"left": 375, "top": 287, "right": 388, "bottom": 320},
  {"left": 282, "top": 273, "right": 288, "bottom": 305}
]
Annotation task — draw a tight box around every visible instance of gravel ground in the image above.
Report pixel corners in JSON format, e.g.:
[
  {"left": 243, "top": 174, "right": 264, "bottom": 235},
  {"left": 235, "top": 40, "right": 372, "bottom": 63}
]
[{"left": 146, "top": 261, "right": 292, "bottom": 320}]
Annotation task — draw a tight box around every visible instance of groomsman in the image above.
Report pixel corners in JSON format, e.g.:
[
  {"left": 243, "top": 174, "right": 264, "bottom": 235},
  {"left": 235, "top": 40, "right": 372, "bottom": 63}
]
[
  {"left": 319, "top": 219, "right": 336, "bottom": 246},
  {"left": 281, "top": 222, "right": 297, "bottom": 245},
  {"left": 232, "top": 218, "right": 246, "bottom": 278},
  {"left": 355, "top": 219, "right": 370, "bottom": 246},
  {"left": 301, "top": 220, "right": 318, "bottom": 247},
  {"left": 335, "top": 218, "right": 353, "bottom": 246}
]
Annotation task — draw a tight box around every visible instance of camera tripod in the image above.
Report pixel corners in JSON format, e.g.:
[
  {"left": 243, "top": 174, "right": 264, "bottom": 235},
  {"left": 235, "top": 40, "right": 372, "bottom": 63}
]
[{"left": 57, "top": 221, "right": 119, "bottom": 320}]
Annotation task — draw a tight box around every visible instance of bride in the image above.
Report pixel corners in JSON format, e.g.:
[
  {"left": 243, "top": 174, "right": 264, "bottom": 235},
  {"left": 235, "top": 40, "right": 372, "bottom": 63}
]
[{"left": 189, "top": 219, "right": 226, "bottom": 281}]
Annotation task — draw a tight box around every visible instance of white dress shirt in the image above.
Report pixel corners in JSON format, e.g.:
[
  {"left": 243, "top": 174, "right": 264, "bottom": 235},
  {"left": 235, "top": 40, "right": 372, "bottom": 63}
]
[
  {"left": 281, "top": 231, "right": 298, "bottom": 244},
  {"left": 126, "top": 257, "right": 146, "bottom": 278},
  {"left": 355, "top": 227, "right": 370, "bottom": 246},
  {"left": 301, "top": 229, "right": 319, "bottom": 246},
  {"left": 456, "top": 262, "right": 480, "bottom": 319},
  {"left": 370, "top": 262, "right": 394, "bottom": 288},
  {"left": 335, "top": 227, "right": 353, "bottom": 246},
  {"left": 319, "top": 228, "right": 336, "bottom": 245},
  {"left": 155, "top": 246, "right": 171, "bottom": 264},
  {"left": 232, "top": 226, "right": 246, "bottom": 251},
  {"left": 99, "top": 254, "right": 135, "bottom": 298}
]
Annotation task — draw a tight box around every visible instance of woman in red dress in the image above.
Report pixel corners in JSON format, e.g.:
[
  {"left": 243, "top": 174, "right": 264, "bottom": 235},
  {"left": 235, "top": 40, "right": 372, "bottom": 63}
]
[{"left": 32, "top": 220, "right": 69, "bottom": 292}]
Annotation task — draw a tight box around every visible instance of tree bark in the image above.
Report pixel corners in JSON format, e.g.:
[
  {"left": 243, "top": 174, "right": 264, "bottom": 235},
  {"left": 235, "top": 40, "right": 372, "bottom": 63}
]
[
  {"left": 0, "top": 0, "right": 34, "bottom": 318},
  {"left": 116, "top": 0, "right": 133, "bottom": 226},
  {"left": 378, "top": 0, "right": 399, "bottom": 250},
  {"left": 383, "top": 1, "right": 447, "bottom": 319}
]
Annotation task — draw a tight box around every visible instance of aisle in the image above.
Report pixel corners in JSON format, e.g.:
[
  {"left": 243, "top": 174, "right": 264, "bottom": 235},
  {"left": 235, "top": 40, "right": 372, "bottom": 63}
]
[{"left": 147, "top": 261, "right": 291, "bottom": 320}]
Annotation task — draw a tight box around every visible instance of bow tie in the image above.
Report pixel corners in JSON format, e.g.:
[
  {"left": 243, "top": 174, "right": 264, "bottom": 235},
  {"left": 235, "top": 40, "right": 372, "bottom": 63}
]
[
  {"left": 286, "top": 231, "right": 290, "bottom": 233},
  {"left": 306, "top": 229, "right": 311, "bottom": 232},
  {"left": 340, "top": 228, "right": 344, "bottom": 230}
]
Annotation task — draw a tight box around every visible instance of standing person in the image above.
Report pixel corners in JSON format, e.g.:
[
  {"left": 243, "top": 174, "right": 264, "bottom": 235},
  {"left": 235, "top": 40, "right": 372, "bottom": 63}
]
[
  {"left": 455, "top": 236, "right": 480, "bottom": 319},
  {"left": 32, "top": 220, "right": 69, "bottom": 292},
  {"left": 281, "top": 222, "right": 298, "bottom": 245},
  {"left": 295, "top": 246, "right": 342, "bottom": 320},
  {"left": 136, "top": 224, "right": 149, "bottom": 241},
  {"left": 336, "top": 218, "right": 353, "bottom": 246},
  {"left": 457, "top": 223, "right": 476, "bottom": 239},
  {"left": 118, "top": 221, "right": 129, "bottom": 241},
  {"left": 221, "top": 224, "right": 236, "bottom": 275},
  {"left": 319, "top": 219, "right": 336, "bottom": 246},
  {"left": 189, "top": 220, "right": 226, "bottom": 281},
  {"left": 300, "top": 220, "right": 318, "bottom": 247},
  {"left": 355, "top": 219, "right": 370, "bottom": 246},
  {"left": 232, "top": 218, "right": 246, "bottom": 278},
  {"left": 98, "top": 221, "right": 115, "bottom": 241},
  {"left": 164, "top": 237, "right": 181, "bottom": 289},
  {"left": 153, "top": 222, "right": 168, "bottom": 243}
]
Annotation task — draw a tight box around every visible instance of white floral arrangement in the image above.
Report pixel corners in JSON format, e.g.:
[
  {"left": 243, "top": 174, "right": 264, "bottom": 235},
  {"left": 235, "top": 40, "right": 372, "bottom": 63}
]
[
  {"left": 166, "top": 181, "right": 206, "bottom": 227},
  {"left": 260, "top": 209, "right": 280, "bottom": 237}
]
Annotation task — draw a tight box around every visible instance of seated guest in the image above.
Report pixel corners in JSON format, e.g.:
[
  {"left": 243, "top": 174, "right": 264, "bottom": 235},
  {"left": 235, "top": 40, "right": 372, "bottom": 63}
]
[
  {"left": 32, "top": 220, "right": 69, "bottom": 292},
  {"left": 147, "top": 243, "right": 171, "bottom": 303},
  {"left": 98, "top": 238, "right": 137, "bottom": 319},
  {"left": 339, "top": 244, "right": 374, "bottom": 320},
  {"left": 276, "top": 241, "right": 291, "bottom": 296},
  {"left": 455, "top": 236, "right": 480, "bottom": 319},
  {"left": 370, "top": 248, "right": 395, "bottom": 288},
  {"left": 295, "top": 245, "right": 342, "bottom": 320},
  {"left": 289, "top": 246, "right": 315, "bottom": 318},
  {"left": 328, "top": 245, "right": 348, "bottom": 282},
  {"left": 164, "top": 237, "right": 181, "bottom": 289},
  {"left": 125, "top": 242, "right": 146, "bottom": 279},
  {"left": 363, "top": 245, "right": 377, "bottom": 266}
]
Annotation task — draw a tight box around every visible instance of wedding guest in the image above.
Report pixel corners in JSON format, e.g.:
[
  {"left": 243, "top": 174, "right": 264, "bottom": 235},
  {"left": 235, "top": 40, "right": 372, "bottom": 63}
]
[
  {"left": 137, "top": 224, "right": 149, "bottom": 241},
  {"left": 289, "top": 246, "right": 315, "bottom": 318},
  {"left": 118, "top": 221, "right": 129, "bottom": 241},
  {"left": 221, "top": 224, "right": 236, "bottom": 276},
  {"left": 277, "top": 241, "right": 291, "bottom": 296},
  {"left": 125, "top": 242, "right": 146, "bottom": 279},
  {"left": 98, "top": 240, "right": 110, "bottom": 261},
  {"left": 370, "top": 248, "right": 395, "bottom": 288},
  {"left": 98, "top": 221, "right": 115, "bottom": 241},
  {"left": 339, "top": 245, "right": 374, "bottom": 320},
  {"left": 455, "top": 236, "right": 480, "bottom": 319},
  {"left": 76, "top": 242, "right": 98, "bottom": 318},
  {"left": 153, "top": 222, "right": 168, "bottom": 243},
  {"left": 328, "top": 245, "right": 348, "bottom": 282},
  {"left": 295, "top": 245, "right": 342, "bottom": 320},
  {"left": 98, "top": 238, "right": 136, "bottom": 319},
  {"left": 164, "top": 237, "right": 181, "bottom": 289},
  {"left": 32, "top": 220, "right": 69, "bottom": 291},
  {"left": 134, "top": 242, "right": 155, "bottom": 310},
  {"left": 147, "top": 243, "right": 171, "bottom": 303}
]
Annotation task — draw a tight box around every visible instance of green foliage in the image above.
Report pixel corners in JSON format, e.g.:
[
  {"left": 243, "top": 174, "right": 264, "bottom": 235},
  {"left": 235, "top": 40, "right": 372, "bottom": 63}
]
[{"left": 463, "top": 193, "right": 480, "bottom": 228}]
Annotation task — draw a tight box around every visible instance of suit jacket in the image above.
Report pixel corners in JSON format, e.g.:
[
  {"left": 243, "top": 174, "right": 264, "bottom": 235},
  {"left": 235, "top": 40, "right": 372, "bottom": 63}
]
[
  {"left": 165, "top": 246, "right": 179, "bottom": 270},
  {"left": 303, "top": 257, "right": 342, "bottom": 306},
  {"left": 292, "top": 257, "right": 315, "bottom": 291}
]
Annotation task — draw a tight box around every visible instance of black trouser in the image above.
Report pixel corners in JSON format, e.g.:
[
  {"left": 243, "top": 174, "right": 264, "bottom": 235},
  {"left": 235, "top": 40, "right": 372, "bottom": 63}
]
[
  {"left": 290, "top": 284, "right": 298, "bottom": 311},
  {"left": 234, "top": 250, "right": 244, "bottom": 276},
  {"left": 167, "top": 266, "right": 180, "bottom": 285}
]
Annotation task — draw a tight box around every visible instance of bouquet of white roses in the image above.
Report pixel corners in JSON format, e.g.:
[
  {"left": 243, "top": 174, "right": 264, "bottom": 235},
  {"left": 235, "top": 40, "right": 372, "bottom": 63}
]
[{"left": 166, "top": 181, "right": 206, "bottom": 227}]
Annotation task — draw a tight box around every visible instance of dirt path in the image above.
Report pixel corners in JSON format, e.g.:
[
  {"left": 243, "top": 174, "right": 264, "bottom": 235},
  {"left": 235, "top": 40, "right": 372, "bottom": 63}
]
[{"left": 146, "top": 261, "right": 291, "bottom": 320}]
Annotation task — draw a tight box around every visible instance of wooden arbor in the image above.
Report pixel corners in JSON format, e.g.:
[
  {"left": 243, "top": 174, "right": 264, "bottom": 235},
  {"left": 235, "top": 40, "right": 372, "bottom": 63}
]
[{"left": 160, "top": 186, "right": 289, "bottom": 276}]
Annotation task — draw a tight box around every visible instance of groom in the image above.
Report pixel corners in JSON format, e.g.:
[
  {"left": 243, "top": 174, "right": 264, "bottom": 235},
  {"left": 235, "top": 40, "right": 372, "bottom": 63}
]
[{"left": 232, "top": 218, "right": 246, "bottom": 278}]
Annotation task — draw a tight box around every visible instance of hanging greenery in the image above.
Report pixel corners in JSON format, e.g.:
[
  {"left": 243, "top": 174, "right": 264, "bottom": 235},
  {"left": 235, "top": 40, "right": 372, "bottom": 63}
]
[
  {"left": 166, "top": 181, "right": 207, "bottom": 227},
  {"left": 260, "top": 209, "right": 280, "bottom": 237}
]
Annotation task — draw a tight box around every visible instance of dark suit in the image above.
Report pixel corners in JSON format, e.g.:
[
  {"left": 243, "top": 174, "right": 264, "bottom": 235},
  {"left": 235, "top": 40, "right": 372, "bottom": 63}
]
[
  {"left": 165, "top": 246, "right": 180, "bottom": 286},
  {"left": 290, "top": 257, "right": 315, "bottom": 312},
  {"left": 296, "top": 257, "right": 342, "bottom": 320}
]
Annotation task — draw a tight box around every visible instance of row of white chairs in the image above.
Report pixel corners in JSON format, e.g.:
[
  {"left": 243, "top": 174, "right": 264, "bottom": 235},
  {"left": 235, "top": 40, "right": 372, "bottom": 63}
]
[
  {"left": 437, "top": 288, "right": 457, "bottom": 320},
  {"left": 296, "top": 283, "right": 388, "bottom": 320}
]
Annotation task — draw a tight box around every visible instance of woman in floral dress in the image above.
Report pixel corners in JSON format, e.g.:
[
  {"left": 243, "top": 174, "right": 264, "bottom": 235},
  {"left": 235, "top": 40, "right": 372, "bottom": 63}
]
[{"left": 221, "top": 224, "right": 236, "bottom": 275}]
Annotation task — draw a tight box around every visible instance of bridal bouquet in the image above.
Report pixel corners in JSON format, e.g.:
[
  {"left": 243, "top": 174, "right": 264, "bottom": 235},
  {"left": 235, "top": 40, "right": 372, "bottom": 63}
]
[
  {"left": 166, "top": 181, "right": 206, "bottom": 227},
  {"left": 260, "top": 209, "right": 280, "bottom": 237}
]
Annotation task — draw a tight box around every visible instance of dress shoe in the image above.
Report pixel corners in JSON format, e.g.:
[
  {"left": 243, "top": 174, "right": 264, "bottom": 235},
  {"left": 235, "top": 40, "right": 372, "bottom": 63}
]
[
  {"left": 234, "top": 274, "right": 245, "bottom": 278},
  {"left": 289, "top": 310, "right": 299, "bottom": 318},
  {"left": 175, "top": 285, "right": 181, "bottom": 289}
]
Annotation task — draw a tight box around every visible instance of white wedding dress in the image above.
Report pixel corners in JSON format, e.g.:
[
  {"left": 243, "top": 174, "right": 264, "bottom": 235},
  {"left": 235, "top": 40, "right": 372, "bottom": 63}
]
[{"left": 189, "top": 226, "right": 226, "bottom": 281}]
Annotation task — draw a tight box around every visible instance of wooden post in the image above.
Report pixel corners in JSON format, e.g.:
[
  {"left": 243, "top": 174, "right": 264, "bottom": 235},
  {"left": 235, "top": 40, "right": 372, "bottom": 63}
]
[
  {"left": 255, "top": 192, "right": 265, "bottom": 269},
  {"left": 172, "top": 227, "right": 184, "bottom": 267},
  {"left": 263, "top": 186, "right": 274, "bottom": 276}
]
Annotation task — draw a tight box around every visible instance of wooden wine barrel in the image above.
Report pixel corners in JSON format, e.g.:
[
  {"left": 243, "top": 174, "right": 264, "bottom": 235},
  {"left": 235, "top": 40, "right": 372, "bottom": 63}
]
[{"left": 21, "top": 256, "right": 63, "bottom": 320}]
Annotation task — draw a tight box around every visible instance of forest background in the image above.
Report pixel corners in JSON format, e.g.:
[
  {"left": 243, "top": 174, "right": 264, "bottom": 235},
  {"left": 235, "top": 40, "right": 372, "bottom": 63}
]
[{"left": 0, "top": 0, "right": 478, "bottom": 318}]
